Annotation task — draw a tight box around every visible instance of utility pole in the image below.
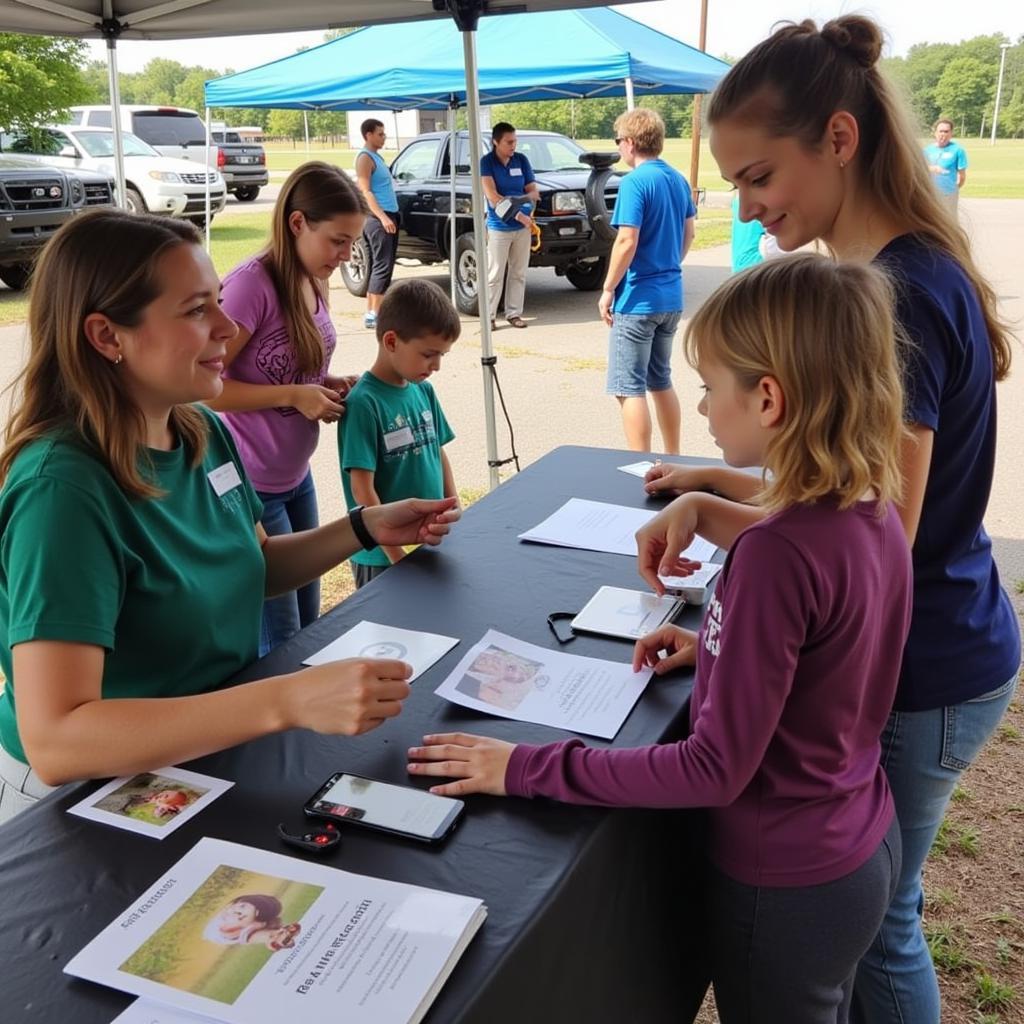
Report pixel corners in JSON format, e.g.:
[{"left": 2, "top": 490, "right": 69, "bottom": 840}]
[
  {"left": 991, "top": 43, "right": 1011, "bottom": 145},
  {"left": 688, "top": 0, "right": 709, "bottom": 199}
]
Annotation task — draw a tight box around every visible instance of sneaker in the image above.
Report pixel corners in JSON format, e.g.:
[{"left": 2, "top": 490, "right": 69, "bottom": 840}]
[{"left": 363, "top": 311, "right": 377, "bottom": 329}]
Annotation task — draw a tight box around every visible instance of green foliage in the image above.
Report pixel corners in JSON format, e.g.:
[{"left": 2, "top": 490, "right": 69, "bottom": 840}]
[
  {"left": 931, "top": 817, "right": 954, "bottom": 856},
  {"left": 0, "top": 33, "right": 91, "bottom": 131},
  {"left": 974, "top": 972, "right": 1016, "bottom": 1012},
  {"left": 957, "top": 825, "right": 981, "bottom": 858},
  {"left": 925, "top": 923, "right": 973, "bottom": 973},
  {"left": 490, "top": 94, "right": 695, "bottom": 140},
  {"left": 934, "top": 57, "right": 997, "bottom": 135},
  {"left": 266, "top": 109, "right": 306, "bottom": 140}
]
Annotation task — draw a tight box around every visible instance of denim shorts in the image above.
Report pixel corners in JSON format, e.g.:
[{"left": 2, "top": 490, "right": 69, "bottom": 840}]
[{"left": 606, "top": 310, "right": 682, "bottom": 397}]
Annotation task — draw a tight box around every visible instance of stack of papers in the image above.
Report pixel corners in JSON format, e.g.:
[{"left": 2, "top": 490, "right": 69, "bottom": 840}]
[
  {"left": 571, "top": 587, "right": 684, "bottom": 641},
  {"left": 67, "top": 838, "right": 485, "bottom": 1024},
  {"left": 519, "top": 498, "right": 716, "bottom": 562},
  {"left": 303, "top": 621, "right": 459, "bottom": 681}
]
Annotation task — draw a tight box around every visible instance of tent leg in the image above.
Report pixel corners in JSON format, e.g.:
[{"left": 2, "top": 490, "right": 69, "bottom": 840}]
[
  {"left": 461, "top": 29, "right": 500, "bottom": 492},
  {"left": 625, "top": 76, "right": 636, "bottom": 111},
  {"left": 204, "top": 107, "right": 212, "bottom": 252},
  {"left": 104, "top": 33, "right": 127, "bottom": 211},
  {"left": 449, "top": 100, "right": 458, "bottom": 307},
  {"left": 304, "top": 111, "right": 310, "bottom": 155}
]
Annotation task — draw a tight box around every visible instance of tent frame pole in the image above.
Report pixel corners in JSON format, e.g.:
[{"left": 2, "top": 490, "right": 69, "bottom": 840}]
[
  {"left": 460, "top": 27, "right": 500, "bottom": 491},
  {"left": 448, "top": 98, "right": 458, "bottom": 307},
  {"left": 204, "top": 106, "right": 212, "bottom": 251},
  {"left": 624, "top": 75, "right": 635, "bottom": 110},
  {"left": 100, "top": 18, "right": 127, "bottom": 212}
]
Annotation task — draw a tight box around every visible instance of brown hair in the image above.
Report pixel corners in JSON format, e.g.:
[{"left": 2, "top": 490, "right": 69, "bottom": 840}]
[
  {"left": 360, "top": 118, "right": 384, "bottom": 139},
  {"left": 377, "top": 279, "right": 461, "bottom": 343},
  {"left": 684, "top": 254, "right": 907, "bottom": 513},
  {"left": 0, "top": 209, "right": 209, "bottom": 498},
  {"left": 264, "top": 161, "right": 368, "bottom": 376},
  {"left": 613, "top": 107, "right": 666, "bottom": 157},
  {"left": 707, "top": 15, "right": 1012, "bottom": 381}
]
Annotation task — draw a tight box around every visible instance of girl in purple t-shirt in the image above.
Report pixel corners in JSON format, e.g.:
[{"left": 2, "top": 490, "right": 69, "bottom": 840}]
[
  {"left": 208, "top": 163, "right": 368, "bottom": 654},
  {"left": 408, "top": 255, "right": 914, "bottom": 1023}
]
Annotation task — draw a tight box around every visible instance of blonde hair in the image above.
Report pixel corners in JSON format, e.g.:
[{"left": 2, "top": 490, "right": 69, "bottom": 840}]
[
  {"left": 0, "top": 209, "right": 209, "bottom": 499},
  {"left": 264, "top": 161, "right": 368, "bottom": 376},
  {"left": 613, "top": 108, "right": 665, "bottom": 157},
  {"left": 684, "top": 254, "right": 907, "bottom": 513},
  {"left": 707, "top": 15, "right": 1013, "bottom": 381}
]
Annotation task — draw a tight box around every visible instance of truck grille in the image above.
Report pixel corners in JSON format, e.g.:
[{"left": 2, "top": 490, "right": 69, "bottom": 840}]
[
  {"left": 84, "top": 182, "right": 114, "bottom": 206},
  {"left": 181, "top": 172, "right": 218, "bottom": 185},
  {"left": 604, "top": 188, "right": 619, "bottom": 208},
  {"left": 1, "top": 177, "right": 67, "bottom": 211}
]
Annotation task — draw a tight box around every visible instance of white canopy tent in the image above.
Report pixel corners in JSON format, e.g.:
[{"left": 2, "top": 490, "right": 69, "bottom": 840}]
[{"left": 0, "top": 0, "right": 652, "bottom": 488}]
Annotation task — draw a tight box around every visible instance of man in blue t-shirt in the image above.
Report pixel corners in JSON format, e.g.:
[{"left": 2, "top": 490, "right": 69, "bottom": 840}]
[
  {"left": 923, "top": 118, "right": 968, "bottom": 214},
  {"left": 600, "top": 108, "right": 696, "bottom": 454},
  {"left": 356, "top": 118, "right": 402, "bottom": 329},
  {"left": 480, "top": 122, "right": 539, "bottom": 329}
]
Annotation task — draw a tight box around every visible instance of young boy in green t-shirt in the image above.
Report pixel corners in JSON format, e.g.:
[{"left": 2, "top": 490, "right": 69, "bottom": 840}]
[{"left": 340, "top": 279, "right": 461, "bottom": 589}]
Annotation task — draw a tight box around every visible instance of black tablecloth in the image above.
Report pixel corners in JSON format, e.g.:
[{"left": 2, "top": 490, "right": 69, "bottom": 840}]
[{"left": 1, "top": 446, "right": 720, "bottom": 1023}]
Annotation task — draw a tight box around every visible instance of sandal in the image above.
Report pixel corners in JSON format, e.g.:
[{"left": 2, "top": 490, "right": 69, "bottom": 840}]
[{"left": 506, "top": 316, "right": 527, "bottom": 329}]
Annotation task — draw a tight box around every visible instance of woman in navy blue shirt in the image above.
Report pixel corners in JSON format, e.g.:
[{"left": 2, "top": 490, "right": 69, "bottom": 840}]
[{"left": 645, "top": 15, "right": 1019, "bottom": 1024}]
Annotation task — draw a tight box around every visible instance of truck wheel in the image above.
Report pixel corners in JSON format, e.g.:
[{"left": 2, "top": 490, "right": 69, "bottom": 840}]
[
  {"left": 339, "top": 236, "right": 370, "bottom": 297},
  {"left": 454, "top": 233, "right": 480, "bottom": 317},
  {"left": 584, "top": 167, "right": 617, "bottom": 244},
  {"left": 0, "top": 263, "right": 32, "bottom": 291},
  {"left": 565, "top": 255, "right": 608, "bottom": 292},
  {"left": 234, "top": 186, "right": 260, "bottom": 202},
  {"left": 125, "top": 187, "right": 146, "bottom": 214}
]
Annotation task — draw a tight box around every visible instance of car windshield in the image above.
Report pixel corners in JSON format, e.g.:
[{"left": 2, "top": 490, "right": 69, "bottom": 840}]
[
  {"left": 74, "top": 131, "right": 158, "bottom": 158},
  {"left": 514, "top": 135, "right": 588, "bottom": 173}
]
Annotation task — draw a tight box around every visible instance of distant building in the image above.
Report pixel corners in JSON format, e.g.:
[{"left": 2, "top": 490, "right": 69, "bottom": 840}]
[{"left": 344, "top": 108, "right": 491, "bottom": 149}]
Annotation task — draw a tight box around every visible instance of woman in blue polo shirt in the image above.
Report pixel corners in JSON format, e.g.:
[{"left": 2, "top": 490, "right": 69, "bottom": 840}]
[{"left": 479, "top": 122, "right": 539, "bottom": 329}]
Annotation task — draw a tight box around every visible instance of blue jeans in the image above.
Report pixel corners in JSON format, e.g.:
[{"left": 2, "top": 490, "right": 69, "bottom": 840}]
[
  {"left": 256, "top": 470, "right": 320, "bottom": 656},
  {"left": 851, "top": 672, "right": 1019, "bottom": 1023},
  {"left": 606, "top": 310, "right": 681, "bottom": 397}
]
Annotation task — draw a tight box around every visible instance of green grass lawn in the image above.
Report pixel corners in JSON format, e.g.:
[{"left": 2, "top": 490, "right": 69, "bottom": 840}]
[{"left": 265, "top": 136, "right": 1024, "bottom": 198}]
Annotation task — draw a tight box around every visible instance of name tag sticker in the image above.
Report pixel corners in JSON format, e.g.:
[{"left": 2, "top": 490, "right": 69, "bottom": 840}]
[
  {"left": 509, "top": 167, "right": 523, "bottom": 176},
  {"left": 383, "top": 426, "right": 416, "bottom": 452},
  {"left": 208, "top": 461, "right": 243, "bottom": 497}
]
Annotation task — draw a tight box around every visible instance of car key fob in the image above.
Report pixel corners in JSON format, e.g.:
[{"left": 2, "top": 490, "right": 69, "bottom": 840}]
[{"left": 277, "top": 821, "right": 341, "bottom": 854}]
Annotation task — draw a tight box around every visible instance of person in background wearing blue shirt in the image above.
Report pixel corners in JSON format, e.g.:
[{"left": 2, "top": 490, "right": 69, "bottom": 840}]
[
  {"left": 730, "top": 191, "right": 764, "bottom": 272},
  {"left": 355, "top": 119, "right": 401, "bottom": 330},
  {"left": 923, "top": 118, "right": 968, "bottom": 214},
  {"left": 600, "top": 107, "right": 695, "bottom": 454},
  {"left": 479, "top": 122, "right": 539, "bottom": 329}
]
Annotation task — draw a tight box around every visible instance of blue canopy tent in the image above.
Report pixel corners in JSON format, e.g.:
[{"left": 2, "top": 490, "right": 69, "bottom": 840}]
[
  {"left": 204, "top": 8, "right": 729, "bottom": 110},
  {"left": 205, "top": 8, "right": 729, "bottom": 486}
]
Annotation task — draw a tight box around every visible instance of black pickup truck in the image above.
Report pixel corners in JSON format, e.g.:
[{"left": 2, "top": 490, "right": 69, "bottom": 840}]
[
  {"left": 339, "top": 129, "right": 621, "bottom": 315},
  {"left": 0, "top": 156, "right": 115, "bottom": 291}
]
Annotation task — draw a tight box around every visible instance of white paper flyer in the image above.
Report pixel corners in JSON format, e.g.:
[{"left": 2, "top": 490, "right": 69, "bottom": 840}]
[
  {"left": 65, "top": 838, "right": 485, "bottom": 1024},
  {"left": 434, "top": 629, "right": 653, "bottom": 739},
  {"left": 518, "top": 497, "right": 716, "bottom": 562},
  {"left": 67, "top": 767, "right": 233, "bottom": 839},
  {"left": 302, "top": 621, "right": 460, "bottom": 681}
]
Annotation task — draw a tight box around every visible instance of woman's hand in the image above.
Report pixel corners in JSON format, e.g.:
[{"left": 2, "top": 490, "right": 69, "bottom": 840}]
[
  {"left": 325, "top": 374, "right": 360, "bottom": 400},
  {"left": 643, "top": 463, "right": 708, "bottom": 498},
  {"left": 291, "top": 384, "right": 344, "bottom": 423},
  {"left": 284, "top": 659, "right": 412, "bottom": 735},
  {"left": 363, "top": 497, "right": 461, "bottom": 548},
  {"left": 407, "top": 732, "right": 514, "bottom": 796},
  {"left": 636, "top": 494, "right": 703, "bottom": 594},
  {"left": 632, "top": 626, "right": 700, "bottom": 676}
]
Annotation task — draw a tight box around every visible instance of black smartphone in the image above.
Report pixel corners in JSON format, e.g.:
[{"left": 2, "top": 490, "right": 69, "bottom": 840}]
[{"left": 303, "top": 772, "right": 464, "bottom": 843}]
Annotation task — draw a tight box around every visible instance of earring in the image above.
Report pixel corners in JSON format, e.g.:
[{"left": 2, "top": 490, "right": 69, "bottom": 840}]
[
  {"left": 114, "top": 353, "right": 123, "bottom": 365},
  {"left": 839, "top": 159, "right": 846, "bottom": 169}
]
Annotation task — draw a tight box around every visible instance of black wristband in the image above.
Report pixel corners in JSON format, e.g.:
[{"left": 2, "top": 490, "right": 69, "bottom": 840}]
[{"left": 348, "top": 505, "right": 377, "bottom": 551}]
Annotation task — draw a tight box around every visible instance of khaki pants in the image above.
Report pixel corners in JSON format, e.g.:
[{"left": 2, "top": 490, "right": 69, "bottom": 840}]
[
  {"left": 486, "top": 226, "right": 531, "bottom": 319},
  {"left": 0, "top": 743, "right": 55, "bottom": 826},
  {"left": 940, "top": 190, "right": 959, "bottom": 215}
]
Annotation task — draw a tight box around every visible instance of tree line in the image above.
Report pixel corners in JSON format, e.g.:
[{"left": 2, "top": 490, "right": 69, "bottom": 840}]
[{"left": 2, "top": 30, "right": 1023, "bottom": 141}]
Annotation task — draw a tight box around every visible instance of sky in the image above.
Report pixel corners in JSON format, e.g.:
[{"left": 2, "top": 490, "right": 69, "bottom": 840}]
[{"left": 84, "top": 0, "right": 1023, "bottom": 76}]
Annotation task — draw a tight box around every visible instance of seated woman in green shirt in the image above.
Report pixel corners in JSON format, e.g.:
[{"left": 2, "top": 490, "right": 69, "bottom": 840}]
[{"left": 0, "top": 209, "right": 459, "bottom": 823}]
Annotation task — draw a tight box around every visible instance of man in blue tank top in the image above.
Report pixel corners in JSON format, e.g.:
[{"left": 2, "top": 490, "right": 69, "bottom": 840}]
[{"left": 355, "top": 119, "right": 402, "bottom": 329}]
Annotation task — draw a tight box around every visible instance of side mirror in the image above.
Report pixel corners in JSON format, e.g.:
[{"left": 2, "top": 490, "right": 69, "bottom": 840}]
[{"left": 59, "top": 145, "right": 77, "bottom": 158}]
